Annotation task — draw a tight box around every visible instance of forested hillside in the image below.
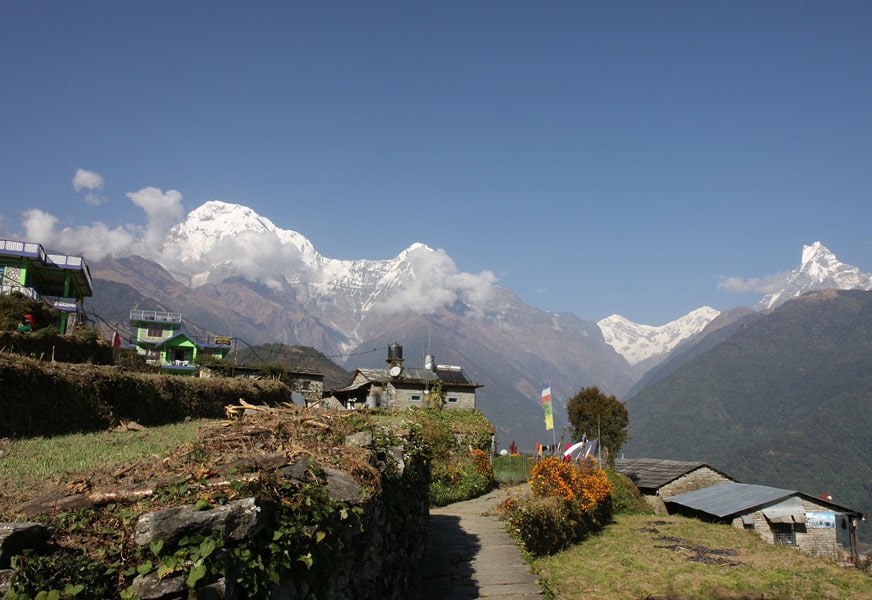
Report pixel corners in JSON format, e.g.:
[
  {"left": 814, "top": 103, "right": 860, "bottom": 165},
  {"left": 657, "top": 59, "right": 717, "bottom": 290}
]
[{"left": 624, "top": 289, "right": 872, "bottom": 540}]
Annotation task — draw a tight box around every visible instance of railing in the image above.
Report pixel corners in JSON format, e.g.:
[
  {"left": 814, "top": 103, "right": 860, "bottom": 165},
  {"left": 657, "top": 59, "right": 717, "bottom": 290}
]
[
  {"left": 0, "top": 285, "right": 80, "bottom": 312},
  {"left": 129, "top": 310, "right": 183, "bottom": 323},
  {"left": 0, "top": 239, "right": 43, "bottom": 259},
  {"left": 1, "top": 239, "right": 93, "bottom": 292},
  {"left": 0, "top": 284, "right": 38, "bottom": 300}
]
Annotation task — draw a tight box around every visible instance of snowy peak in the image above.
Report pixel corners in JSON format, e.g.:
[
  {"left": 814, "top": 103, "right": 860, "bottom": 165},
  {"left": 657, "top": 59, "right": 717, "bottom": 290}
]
[
  {"left": 757, "top": 242, "right": 872, "bottom": 310},
  {"left": 155, "top": 201, "right": 496, "bottom": 341},
  {"left": 597, "top": 306, "right": 720, "bottom": 367}
]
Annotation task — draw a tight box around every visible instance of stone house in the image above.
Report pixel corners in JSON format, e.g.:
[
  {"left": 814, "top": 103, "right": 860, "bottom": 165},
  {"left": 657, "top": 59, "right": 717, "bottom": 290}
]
[
  {"left": 614, "top": 458, "right": 735, "bottom": 514},
  {"left": 0, "top": 238, "right": 93, "bottom": 334},
  {"left": 331, "top": 343, "right": 481, "bottom": 410},
  {"left": 129, "top": 310, "right": 231, "bottom": 375},
  {"left": 665, "top": 481, "right": 865, "bottom": 565}
]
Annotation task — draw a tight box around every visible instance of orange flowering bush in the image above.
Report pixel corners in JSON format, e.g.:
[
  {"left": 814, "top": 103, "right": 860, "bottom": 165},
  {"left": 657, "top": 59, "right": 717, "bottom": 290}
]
[
  {"left": 470, "top": 448, "right": 493, "bottom": 481},
  {"left": 529, "top": 457, "right": 612, "bottom": 510},
  {"left": 499, "top": 456, "right": 614, "bottom": 556}
]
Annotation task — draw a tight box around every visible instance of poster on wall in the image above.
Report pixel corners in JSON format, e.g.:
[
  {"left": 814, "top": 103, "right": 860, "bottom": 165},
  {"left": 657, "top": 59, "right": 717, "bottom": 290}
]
[{"left": 805, "top": 512, "right": 836, "bottom": 528}]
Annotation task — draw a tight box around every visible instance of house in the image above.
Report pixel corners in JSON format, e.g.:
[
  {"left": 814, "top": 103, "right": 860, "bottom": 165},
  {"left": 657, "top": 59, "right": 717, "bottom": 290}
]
[
  {"left": 664, "top": 481, "right": 865, "bottom": 566},
  {"left": 614, "top": 458, "right": 735, "bottom": 514},
  {"left": 0, "top": 238, "right": 93, "bottom": 334},
  {"left": 331, "top": 343, "right": 481, "bottom": 410},
  {"left": 129, "top": 309, "right": 231, "bottom": 375}
]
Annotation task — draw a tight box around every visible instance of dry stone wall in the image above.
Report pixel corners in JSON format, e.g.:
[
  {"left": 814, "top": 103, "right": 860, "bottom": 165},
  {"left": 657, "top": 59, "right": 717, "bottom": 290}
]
[{"left": 0, "top": 435, "right": 430, "bottom": 598}]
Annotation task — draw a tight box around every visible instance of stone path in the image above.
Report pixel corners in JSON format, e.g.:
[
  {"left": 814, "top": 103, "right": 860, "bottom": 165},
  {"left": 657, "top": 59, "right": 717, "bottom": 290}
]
[{"left": 411, "top": 485, "right": 543, "bottom": 599}]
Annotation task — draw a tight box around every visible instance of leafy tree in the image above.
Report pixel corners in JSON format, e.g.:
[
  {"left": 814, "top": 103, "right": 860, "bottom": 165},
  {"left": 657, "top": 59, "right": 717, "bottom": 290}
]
[{"left": 566, "top": 386, "right": 629, "bottom": 464}]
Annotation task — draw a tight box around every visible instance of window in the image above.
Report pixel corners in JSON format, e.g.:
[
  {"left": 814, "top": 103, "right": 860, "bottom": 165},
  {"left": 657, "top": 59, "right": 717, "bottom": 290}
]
[
  {"left": 447, "top": 396, "right": 459, "bottom": 404},
  {"left": 772, "top": 523, "right": 796, "bottom": 546},
  {"left": 147, "top": 326, "right": 163, "bottom": 337},
  {"left": 410, "top": 394, "right": 422, "bottom": 402}
]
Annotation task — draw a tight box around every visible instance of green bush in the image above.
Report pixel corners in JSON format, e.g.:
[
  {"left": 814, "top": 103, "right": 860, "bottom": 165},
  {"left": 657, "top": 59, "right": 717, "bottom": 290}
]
[
  {"left": 498, "top": 494, "right": 612, "bottom": 557},
  {"left": 429, "top": 455, "right": 493, "bottom": 507},
  {"left": 604, "top": 467, "right": 653, "bottom": 515}
]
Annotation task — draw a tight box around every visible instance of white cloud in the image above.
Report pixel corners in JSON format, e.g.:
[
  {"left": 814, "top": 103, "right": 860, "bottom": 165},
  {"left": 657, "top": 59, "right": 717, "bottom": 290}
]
[
  {"left": 72, "top": 169, "right": 107, "bottom": 206},
  {"left": 21, "top": 209, "right": 59, "bottom": 243},
  {"left": 21, "top": 208, "right": 135, "bottom": 261},
  {"left": 72, "top": 169, "right": 103, "bottom": 191},
  {"left": 376, "top": 246, "right": 496, "bottom": 315},
  {"left": 187, "top": 230, "right": 303, "bottom": 288},
  {"left": 18, "top": 186, "right": 185, "bottom": 262},
  {"left": 717, "top": 272, "right": 789, "bottom": 294},
  {"left": 126, "top": 187, "right": 185, "bottom": 259}
]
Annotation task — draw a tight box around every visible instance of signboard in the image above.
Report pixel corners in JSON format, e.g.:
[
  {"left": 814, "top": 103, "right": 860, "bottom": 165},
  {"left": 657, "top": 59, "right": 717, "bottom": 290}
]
[
  {"left": 215, "top": 336, "right": 232, "bottom": 345},
  {"left": 805, "top": 512, "right": 835, "bottom": 528}
]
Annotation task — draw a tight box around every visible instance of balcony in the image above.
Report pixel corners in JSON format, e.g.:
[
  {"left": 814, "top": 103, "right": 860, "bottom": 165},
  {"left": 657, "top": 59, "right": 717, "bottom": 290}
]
[
  {"left": 0, "top": 285, "right": 81, "bottom": 313},
  {"left": 129, "top": 310, "right": 183, "bottom": 324}
]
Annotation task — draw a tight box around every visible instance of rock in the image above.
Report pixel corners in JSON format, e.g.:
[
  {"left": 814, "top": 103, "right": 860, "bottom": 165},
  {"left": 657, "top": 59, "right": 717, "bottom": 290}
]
[
  {"left": 0, "top": 522, "right": 50, "bottom": 568},
  {"left": 345, "top": 431, "right": 373, "bottom": 448},
  {"left": 324, "top": 467, "right": 362, "bottom": 503},
  {"left": 134, "top": 497, "right": 270, "bottom": 547},
  {"left": 131, "top": 571, "right": 187, "bottom": 599}
]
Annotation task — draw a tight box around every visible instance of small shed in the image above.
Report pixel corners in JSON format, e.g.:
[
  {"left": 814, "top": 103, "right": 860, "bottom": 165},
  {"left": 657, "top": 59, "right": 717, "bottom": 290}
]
[
  {"left": 664, "top": 481, "right": 864, "bottom": 565},
  {"left": 614, "top": 458, "right": 735, "bottom": 514}
]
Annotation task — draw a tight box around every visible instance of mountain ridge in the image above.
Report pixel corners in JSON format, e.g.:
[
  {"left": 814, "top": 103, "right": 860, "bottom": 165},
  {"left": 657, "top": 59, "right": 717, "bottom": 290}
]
[{"left": 84, "top": 201, "right": 872, "bottom": 453}]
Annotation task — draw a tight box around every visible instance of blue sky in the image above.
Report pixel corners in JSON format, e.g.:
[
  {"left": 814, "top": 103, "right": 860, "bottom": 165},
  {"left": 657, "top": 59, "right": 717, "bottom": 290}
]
[{"left": 2, "top": 1, "right": 871, "bottom": 325}]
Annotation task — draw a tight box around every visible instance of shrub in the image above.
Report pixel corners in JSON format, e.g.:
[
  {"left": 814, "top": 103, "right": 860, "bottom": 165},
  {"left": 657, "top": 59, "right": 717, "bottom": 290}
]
[
  {"left": 498, "top": 456, "right": 613, "bottom": 556},
  {"left": 529, "top": 456, "right": 612, "bottom": 510},
  {"left": 604, "top": 466, "right": 652, "bottom": 515},
  {"left": 496, "top": 493, "right": 611, "bottom": 557},
  {"left": 429, "top": 448, "right": 495, "bottom": 507}
]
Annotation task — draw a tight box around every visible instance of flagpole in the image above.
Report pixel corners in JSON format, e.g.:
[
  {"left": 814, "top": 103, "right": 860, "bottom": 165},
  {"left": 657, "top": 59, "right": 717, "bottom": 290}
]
[{"left": 551, "top": 394, "right": 557, "bottom": 452}]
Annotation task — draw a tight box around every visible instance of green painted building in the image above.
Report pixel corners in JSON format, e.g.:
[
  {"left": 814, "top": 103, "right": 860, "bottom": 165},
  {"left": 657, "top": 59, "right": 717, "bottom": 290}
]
[
  {"left": 129, "top": 309, "right": 232, "bottom": 375},
  {"left": 0, "top": 238, "right": 93, "bottom": 334}
]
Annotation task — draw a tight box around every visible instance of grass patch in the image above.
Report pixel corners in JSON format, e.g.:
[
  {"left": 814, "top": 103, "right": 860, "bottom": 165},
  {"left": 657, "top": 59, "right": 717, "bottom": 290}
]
[
  {"left": 0, "top": 419, "right": 209, "bottom": 485},
  {"left": 533, "top": 514, "right": 872, "bottom": 599}
]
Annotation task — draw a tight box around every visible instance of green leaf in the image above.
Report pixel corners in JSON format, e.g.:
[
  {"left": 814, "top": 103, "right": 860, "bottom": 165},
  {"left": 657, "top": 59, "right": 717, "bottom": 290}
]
[
  {"left": 137, "top": 560, "right": 153, "bottom": 576},
  {"left": 199, "top": 536, "right": 217, "bottom": 559},
  {"left": 150, "top": 539, "right": 164, "bottom": 557},
  {"left": 194, "top": 498, "right": 212, "bottom": 511},
  {"left": 315, "top": 530, "right": 326, "bottom": 543},
  {"left": 64, "top": 583, "right": 85, "bottom": 597},
  {"left": 187, "top": 564, "right": 208, "bottom": 588}
]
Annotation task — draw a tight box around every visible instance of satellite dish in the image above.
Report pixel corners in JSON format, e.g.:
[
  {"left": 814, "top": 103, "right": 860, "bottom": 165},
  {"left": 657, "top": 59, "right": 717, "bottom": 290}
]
[{"left": 389, "top": 365, "right": 402, "bottom": 377}]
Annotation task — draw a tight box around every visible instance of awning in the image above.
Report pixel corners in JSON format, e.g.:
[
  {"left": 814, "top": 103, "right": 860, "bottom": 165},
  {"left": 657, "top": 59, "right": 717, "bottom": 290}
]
[{"left": 762, "top": 497, "right": 807, "bottom": 524}]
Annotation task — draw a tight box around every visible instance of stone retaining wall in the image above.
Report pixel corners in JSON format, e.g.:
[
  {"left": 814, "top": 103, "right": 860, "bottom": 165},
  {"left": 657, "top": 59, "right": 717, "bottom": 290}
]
[{"left": 0, "top": 437, "right": 430, "bottom": 598}]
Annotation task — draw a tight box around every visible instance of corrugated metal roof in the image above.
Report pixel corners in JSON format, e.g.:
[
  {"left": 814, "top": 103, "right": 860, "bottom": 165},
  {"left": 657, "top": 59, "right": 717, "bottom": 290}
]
[
  {"left": 614, "top": 458, "right": 731, "bottom": 491},
  {"left": 664, "top": 482, "right": 797, "bottom": 518}
]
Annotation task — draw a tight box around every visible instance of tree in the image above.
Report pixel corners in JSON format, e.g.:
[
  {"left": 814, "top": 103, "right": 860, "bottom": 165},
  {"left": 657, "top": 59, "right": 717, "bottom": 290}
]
[{"left": 566, "top": 386, "right": 629, "bottom": 464}]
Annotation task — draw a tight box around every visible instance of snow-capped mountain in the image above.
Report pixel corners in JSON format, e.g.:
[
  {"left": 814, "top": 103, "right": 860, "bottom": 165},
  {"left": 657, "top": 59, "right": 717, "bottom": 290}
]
[
  {"left": 91, "top": 201, "right": 637, "bottom": 452},
  {"left": 89, "top": 204, "right": 872, "bottom": 453},
  {"left": 597, "top": 307, "right": 721, "bottom": 367},
  {"left": 162, "top": 201, "right": 496, "bottom": 350},
  {"left": 756, "top": 241, "right": 872, "bottom": 310},
  {"left": 597, "top": 241, "right": 872, "bottom": 366}
]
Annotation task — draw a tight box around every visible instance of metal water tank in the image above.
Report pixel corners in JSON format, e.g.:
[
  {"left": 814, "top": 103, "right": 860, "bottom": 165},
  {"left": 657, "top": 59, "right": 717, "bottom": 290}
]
[{"left": 388, "top": 343, "right": 403, "bottom": 361}]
